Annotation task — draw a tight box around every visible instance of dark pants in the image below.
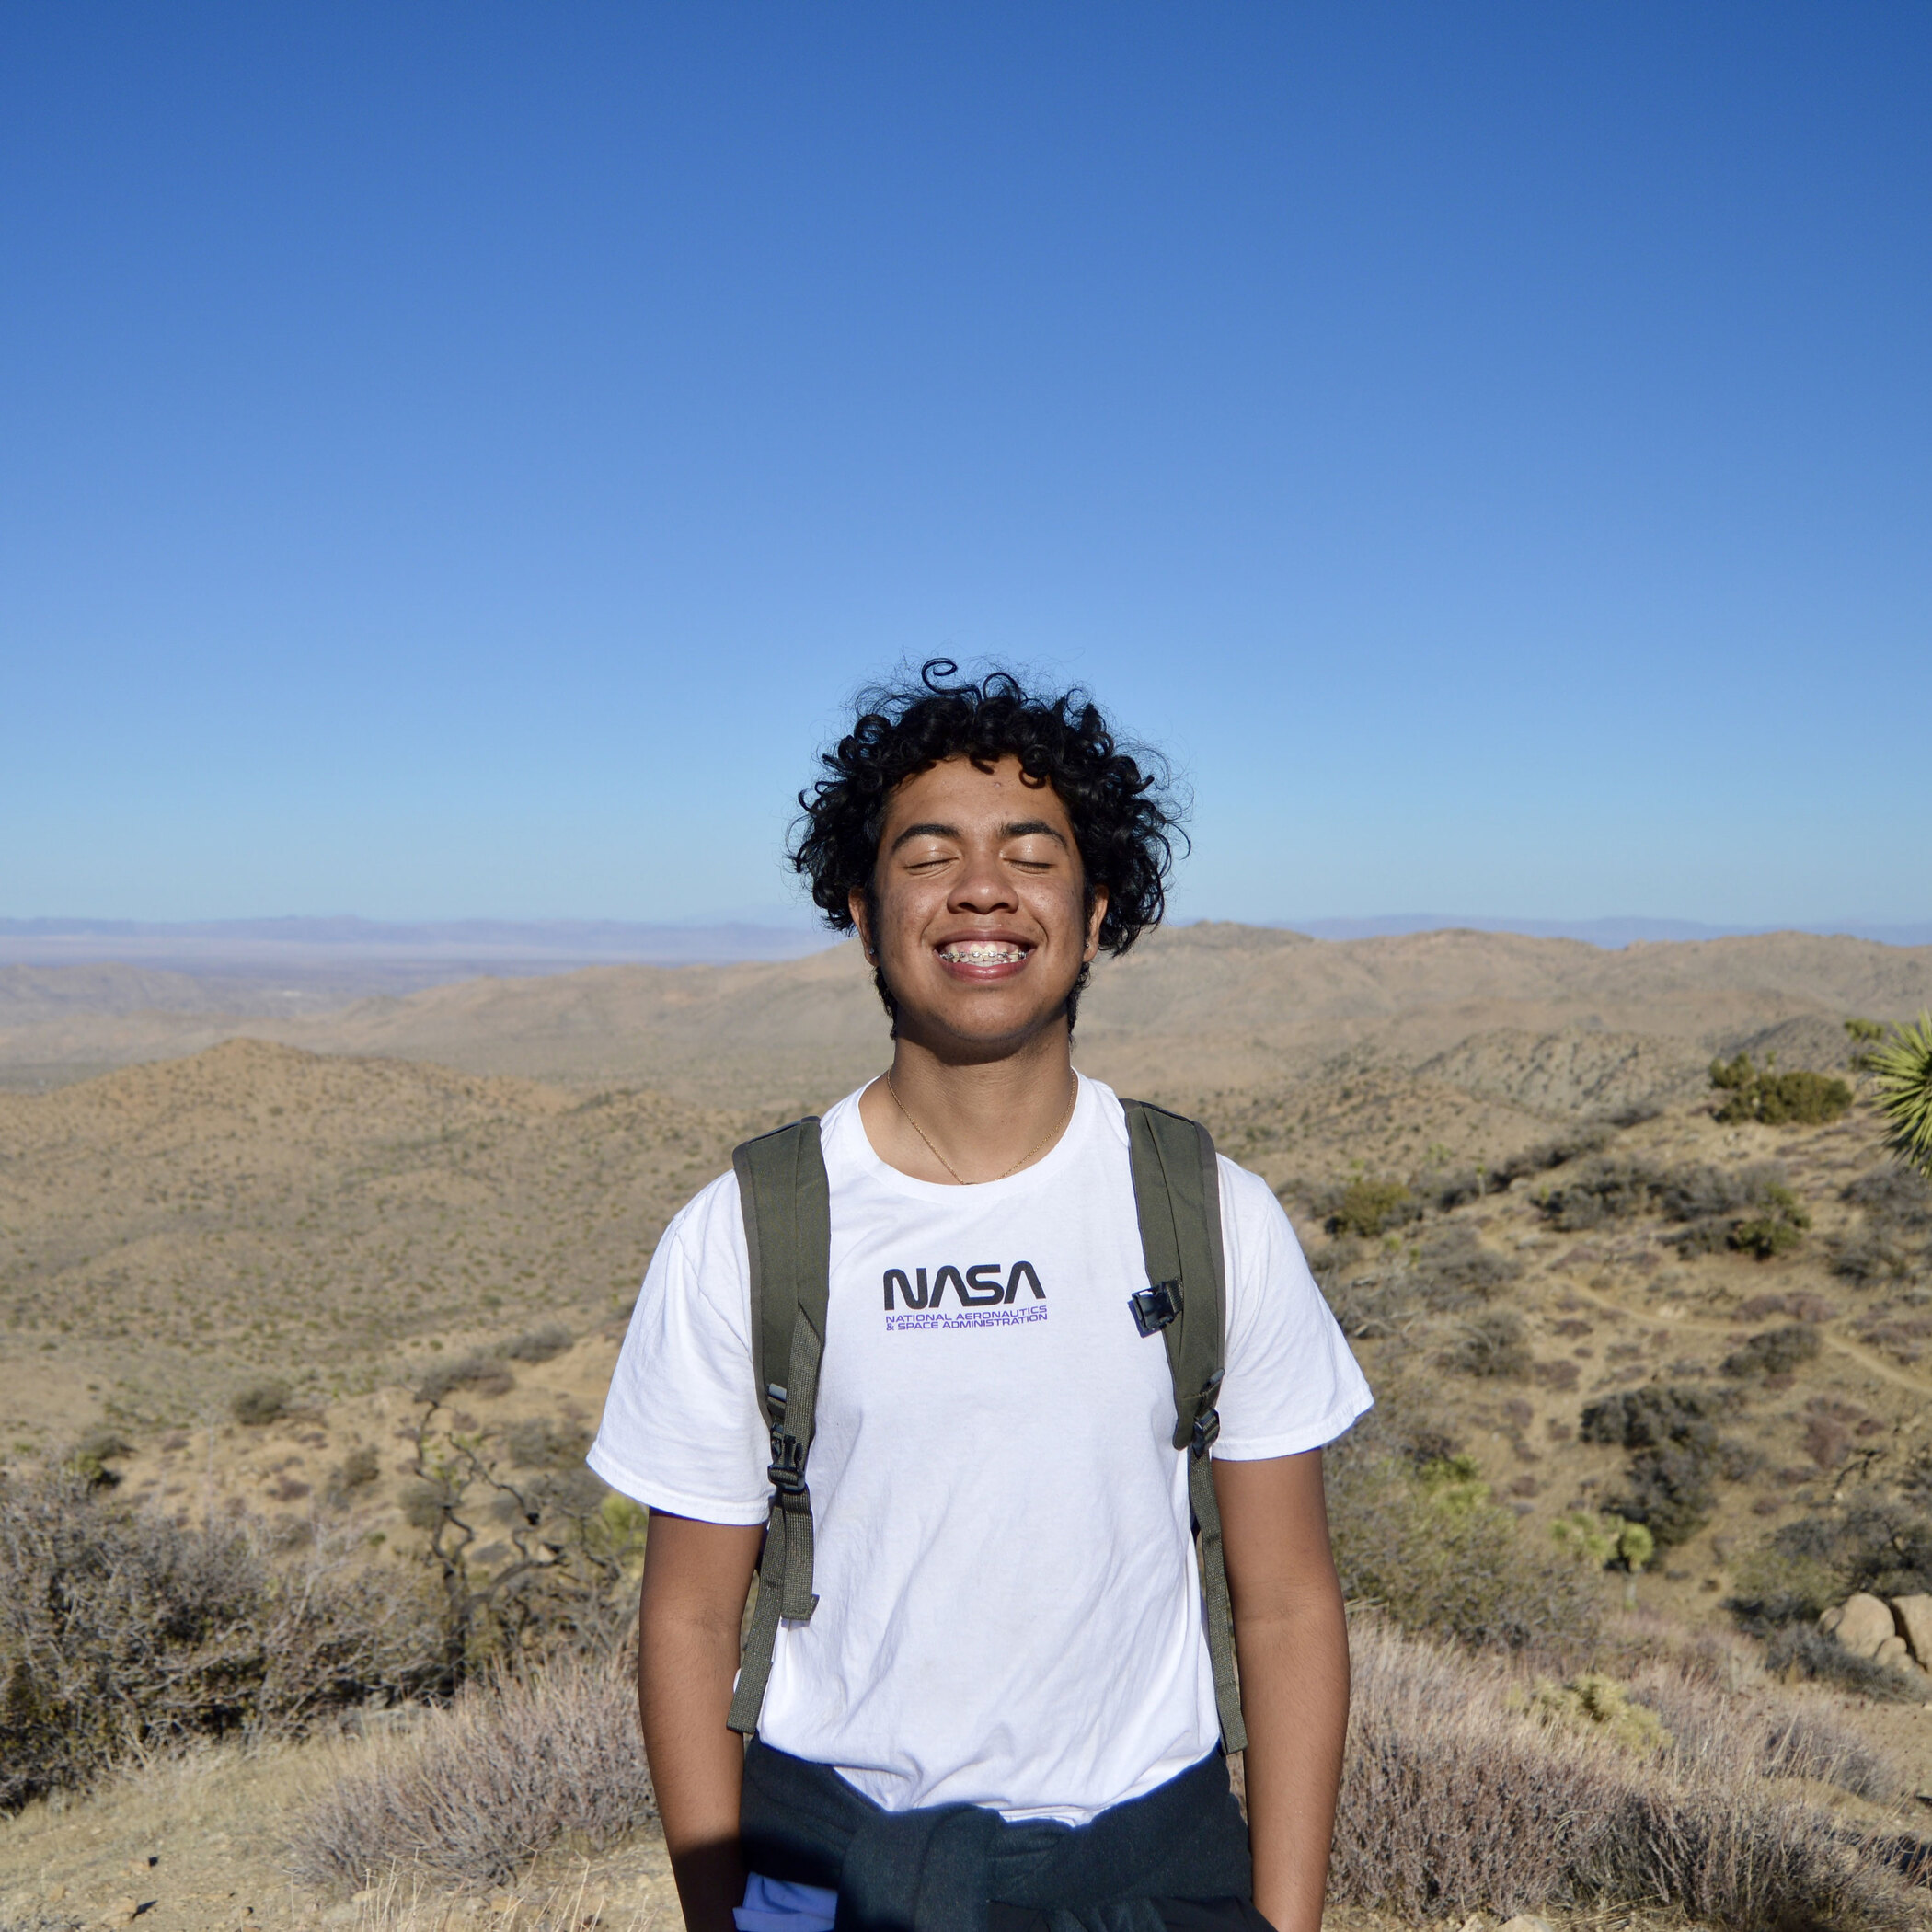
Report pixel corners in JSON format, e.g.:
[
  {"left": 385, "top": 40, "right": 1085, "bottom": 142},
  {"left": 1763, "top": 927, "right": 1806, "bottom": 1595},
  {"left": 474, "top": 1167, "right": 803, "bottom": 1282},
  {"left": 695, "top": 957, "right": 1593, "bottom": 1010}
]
[{"left": 740, "top": 1739, "right": 1271, "bottom": 1932}]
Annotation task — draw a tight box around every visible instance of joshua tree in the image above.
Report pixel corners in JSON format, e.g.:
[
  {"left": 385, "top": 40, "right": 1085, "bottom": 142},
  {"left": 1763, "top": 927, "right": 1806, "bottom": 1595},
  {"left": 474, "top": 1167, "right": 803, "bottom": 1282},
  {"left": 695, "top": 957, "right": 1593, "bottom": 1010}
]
[{"left": 1867, "top": 1010, "right": 1932, "bottom": 1179}]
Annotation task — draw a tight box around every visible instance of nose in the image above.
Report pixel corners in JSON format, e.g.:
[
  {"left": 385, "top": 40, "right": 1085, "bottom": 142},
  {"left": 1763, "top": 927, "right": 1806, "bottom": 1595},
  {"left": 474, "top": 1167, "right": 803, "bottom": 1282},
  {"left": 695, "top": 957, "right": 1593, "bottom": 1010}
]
[{"left": 949, "top": 841, "right": 1018, "bottom": 914}]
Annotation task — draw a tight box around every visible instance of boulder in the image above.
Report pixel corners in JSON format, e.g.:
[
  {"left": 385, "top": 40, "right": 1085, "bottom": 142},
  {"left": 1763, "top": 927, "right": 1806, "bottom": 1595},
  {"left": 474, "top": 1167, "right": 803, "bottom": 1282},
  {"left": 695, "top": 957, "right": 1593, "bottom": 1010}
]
[
  {"left": 1497, "top": 1919, "right": 1554, "bottom": 1932},
  {"left": 1874, "top": 1634, "right": 1909, "bottom": 1668},
  {"left": 1893, "top": 1593, "right": 1932, "bottom": 1668},
  {"left": 1824, "top": 1593, "right": 1899, "bottom": 1659}
]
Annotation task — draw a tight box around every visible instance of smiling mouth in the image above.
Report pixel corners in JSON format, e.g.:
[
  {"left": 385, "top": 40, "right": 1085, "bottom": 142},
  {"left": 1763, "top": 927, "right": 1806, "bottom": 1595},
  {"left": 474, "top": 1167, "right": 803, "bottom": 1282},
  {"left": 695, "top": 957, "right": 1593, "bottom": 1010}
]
[{"left": 937, "top": 941, "right": 1030, "bottom": 965}]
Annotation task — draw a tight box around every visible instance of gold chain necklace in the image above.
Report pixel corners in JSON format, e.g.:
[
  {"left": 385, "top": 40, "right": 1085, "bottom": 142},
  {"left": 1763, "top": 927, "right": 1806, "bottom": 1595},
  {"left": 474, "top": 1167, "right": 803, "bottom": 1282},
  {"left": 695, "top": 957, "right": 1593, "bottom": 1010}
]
[{"left": 884, "top": 1069, "right": 1077, "bottom": 1185}]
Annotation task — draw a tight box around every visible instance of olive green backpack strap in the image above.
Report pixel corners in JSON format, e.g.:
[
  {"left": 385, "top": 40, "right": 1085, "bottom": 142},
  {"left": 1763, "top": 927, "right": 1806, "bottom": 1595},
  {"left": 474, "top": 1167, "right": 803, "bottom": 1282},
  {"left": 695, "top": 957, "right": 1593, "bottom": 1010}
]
[
  {"left": 726, "top": 1116, "right": 831, "bottom": 1737},
  {"left": 1122, "top": 1098, "right": 1247, "bottom": 1754}
]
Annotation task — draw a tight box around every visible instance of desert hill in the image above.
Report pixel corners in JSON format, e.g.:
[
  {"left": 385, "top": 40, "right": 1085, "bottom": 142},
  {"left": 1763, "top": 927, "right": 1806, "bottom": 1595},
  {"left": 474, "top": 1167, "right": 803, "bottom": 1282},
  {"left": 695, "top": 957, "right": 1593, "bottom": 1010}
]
[
  {"left": 0, "top": 1039, "right": 750, "bottom": 1432},
  {"left": 4, "top": 924, "right": 1929, "bottom": 1109}
]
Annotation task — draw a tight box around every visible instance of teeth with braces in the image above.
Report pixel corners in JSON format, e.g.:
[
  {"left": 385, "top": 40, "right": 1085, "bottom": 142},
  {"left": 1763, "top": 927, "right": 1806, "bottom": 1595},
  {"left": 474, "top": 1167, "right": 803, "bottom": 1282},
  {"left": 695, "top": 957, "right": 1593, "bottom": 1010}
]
[{"left": 939, "top": 942, "right": 1028, "bottom": 964}]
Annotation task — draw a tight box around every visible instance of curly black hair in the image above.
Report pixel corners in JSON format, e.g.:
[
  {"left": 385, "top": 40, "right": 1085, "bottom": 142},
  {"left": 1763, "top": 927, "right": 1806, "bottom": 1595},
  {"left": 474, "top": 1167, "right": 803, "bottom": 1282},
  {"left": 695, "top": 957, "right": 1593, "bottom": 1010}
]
[{"left": 788, "top": 661, "right": 1186, "bottom": 1027}]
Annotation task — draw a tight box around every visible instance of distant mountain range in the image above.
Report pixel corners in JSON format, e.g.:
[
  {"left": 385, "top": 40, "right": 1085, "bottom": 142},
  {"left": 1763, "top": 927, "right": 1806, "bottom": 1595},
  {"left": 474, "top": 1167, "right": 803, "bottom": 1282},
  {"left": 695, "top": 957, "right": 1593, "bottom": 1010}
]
[
  {"left": 0, "top": 912, "right": 1926, "bottom": 996},
  {"left": 0, "top": 915, "right": 835, "bottom": 997},
  {"left": 1273, "top": 914, "right": 1932, "bottom": 948}
]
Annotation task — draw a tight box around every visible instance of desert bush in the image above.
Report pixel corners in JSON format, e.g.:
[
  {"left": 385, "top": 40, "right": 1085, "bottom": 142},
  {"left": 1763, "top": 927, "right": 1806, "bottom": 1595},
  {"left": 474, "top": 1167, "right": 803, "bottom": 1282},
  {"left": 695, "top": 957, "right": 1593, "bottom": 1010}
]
[
  {"left": 1581, "top": 1385, "right": 1743, "bottom": 1449},
  {"left": 63, "top": 1426, "right": 132, "bottom": 1487},
  {"left": 1755, "top": 1623, "right": 1928, "bottom": 1704},
  {"left": 1833, "top": 1167, "right": 1932, "bottom": 1285},
  {"left": 1325, "top": 1178, "right": 1420, "bottom": 1239},
  {"left": 1721, "top": 1323, "right": 1821, "bottom": 1377},
  {"left": 1315, "top": 1225, "right": 1519, "bottom": 1339},
  {"left": 1330, "top": 1617, "right": 1921, "bottom": 1927},
  {"left": 1615, "top": 1444, "right": 1721, "bottom": 1550},
  {"left": 1709, "top": 1052, "right": 1853, "bottom": 1127},
  {"left": 232, "top": 1379, "right": 293, "bottom": 1427},
  {"left": 1845, "top": 1167, "right": 1932, "bottom": 1228},
  {"left": 414, "top": 1354, "right": 514, "bottom": 1404},
  {"left": 1580, "top": 1386, "right": 1751, "bottom": 1551},
  {"left": 288, "top": 1651, "right": 654, "bottom": 1888},
  {"left": 1326, "top": 1441, "right": 1604, "bottom": 1654},
  {"left": 1411, "top": 1224, "right": 1519, "bottom": 1305},
  {"left": 1734, "top": 1500, "right": 1932, "bottom": 1613},
  {"left": 502, "top": 1323, "right": 572, "bottom": 1364},
  {"left": 1537, "top": 1156, "right": 1666, "bottom": 1230},
  {"left": 1538, "top": 1157, "right": 1814, "bottom": 1259},
  {"left": 504, "top": 1417, "right": 593, "bottom": 1469},
  {"left": 0, "top": 1470, "right": 446, "bottom": 1807},
  {"left": 1725, "top": 1501, "right": 1932, "bottom": 1699},
  {"left": 1728, "top": 1183, "right": 1813, "bottom": 1259},
  {"left": 1831, "top": 1226, "right": 1919, "bottom": 1285},
  {"left": 1443, "top": 1308, "right": 1531, "bottom": 1379},
  {"left": 1433, "top": 1129, "right": 1616, "bottom": 1210},
  {"left": 1500, "top": 1125, "right": 1614, "bottom": 1182}
]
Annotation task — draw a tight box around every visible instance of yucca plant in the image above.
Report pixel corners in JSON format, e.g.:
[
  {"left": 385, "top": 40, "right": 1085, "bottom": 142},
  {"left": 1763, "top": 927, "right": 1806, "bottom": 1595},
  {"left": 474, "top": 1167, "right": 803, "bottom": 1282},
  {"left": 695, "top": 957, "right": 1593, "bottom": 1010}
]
[{"left": 1867, "top": 1009, "right": 1932, "bottom": 1178}]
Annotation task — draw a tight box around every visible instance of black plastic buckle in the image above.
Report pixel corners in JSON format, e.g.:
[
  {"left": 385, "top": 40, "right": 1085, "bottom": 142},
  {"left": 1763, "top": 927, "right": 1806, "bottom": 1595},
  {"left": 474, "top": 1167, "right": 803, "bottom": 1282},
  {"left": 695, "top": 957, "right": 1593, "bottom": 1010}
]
[
  {"left": 1190, "top": 1408, "right": 1222, "bottom": 1457},
  {"left": 1130, "top": 1281, "right": 1182, "bottom": 1337},
  {"left": 768, "top": 1428, "right": 808, "bottom": 1495}
]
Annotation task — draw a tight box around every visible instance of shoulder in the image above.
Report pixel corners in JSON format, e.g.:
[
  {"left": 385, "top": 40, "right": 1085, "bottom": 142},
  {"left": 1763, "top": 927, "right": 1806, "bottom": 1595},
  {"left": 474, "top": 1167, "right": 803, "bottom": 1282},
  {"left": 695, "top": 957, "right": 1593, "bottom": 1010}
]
[
  {"left": 646, "top": 1165, "right": 749, "bottom": 1307},
  {"left": 1213, "top": 1151, "right": 1288, "bottom": 1234}
]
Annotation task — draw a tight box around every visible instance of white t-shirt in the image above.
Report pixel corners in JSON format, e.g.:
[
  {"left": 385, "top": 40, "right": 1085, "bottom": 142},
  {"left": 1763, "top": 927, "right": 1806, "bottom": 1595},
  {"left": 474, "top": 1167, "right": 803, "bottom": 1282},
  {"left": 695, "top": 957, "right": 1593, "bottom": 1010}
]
[{"left": 590, "top": 1075, "right": 1371, "bottom": 1824}]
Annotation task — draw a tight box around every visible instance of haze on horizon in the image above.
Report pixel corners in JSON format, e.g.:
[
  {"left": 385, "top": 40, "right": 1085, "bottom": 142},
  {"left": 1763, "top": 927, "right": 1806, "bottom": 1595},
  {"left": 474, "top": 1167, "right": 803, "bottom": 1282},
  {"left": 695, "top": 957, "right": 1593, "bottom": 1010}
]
[{"left": 3, "top": 5, "right": 1926, "bottom": 932}]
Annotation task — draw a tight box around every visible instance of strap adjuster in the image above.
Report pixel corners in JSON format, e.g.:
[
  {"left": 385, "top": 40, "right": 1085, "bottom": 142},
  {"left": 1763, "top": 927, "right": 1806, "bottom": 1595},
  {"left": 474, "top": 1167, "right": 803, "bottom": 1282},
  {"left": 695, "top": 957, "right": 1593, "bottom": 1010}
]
[
  {"left": 768, "top": 1428, "right": 808, "bottom": 1494},
  {"left": 1130, "top": 1280, "right": 1182, "bottom": 1336},
  {"left": 1190, "top": 1407, "right": 1221, "bottom": 1456}
]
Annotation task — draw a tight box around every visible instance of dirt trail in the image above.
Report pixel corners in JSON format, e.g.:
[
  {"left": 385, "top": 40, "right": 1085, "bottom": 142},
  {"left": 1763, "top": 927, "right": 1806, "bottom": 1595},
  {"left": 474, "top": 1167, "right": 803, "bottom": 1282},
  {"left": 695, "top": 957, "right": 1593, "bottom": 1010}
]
[{"left": 1561, "top": 1281, "right": 1932, "bottom": 1403}]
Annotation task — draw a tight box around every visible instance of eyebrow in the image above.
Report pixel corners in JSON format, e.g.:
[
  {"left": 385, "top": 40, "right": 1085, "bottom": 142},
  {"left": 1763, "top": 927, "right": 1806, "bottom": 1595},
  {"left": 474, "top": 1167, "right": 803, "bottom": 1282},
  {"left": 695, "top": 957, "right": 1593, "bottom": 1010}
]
[{"left": 887, "top": 818, "right": 1071, "bottom": 855}]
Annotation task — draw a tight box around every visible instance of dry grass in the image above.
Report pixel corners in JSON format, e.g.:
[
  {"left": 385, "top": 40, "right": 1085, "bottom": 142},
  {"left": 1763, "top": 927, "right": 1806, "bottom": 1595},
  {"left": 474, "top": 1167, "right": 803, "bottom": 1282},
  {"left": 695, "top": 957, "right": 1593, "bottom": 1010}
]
[
  {"left": 313, "top": 1865, "right": 668, "bottom": 1932},
  {"left": 1332, "top": 1617, "right": 1925, "bottom": 1929},
  {"left": 288, "top": 1652, "right": 655, "bottom": 1890}
]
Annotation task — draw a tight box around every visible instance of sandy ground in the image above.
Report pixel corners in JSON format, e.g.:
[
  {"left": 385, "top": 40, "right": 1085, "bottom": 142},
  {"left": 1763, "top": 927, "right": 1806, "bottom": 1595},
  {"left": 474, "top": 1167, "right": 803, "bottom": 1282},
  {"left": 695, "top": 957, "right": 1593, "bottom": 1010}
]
[{"left": 0, "top": 1738, "right": 680, "bottom": 1932}]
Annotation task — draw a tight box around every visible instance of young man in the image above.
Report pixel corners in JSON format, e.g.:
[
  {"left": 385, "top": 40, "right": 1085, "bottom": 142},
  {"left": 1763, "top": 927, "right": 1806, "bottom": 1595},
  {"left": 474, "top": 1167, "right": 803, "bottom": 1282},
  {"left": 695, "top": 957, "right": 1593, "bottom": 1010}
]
[{"left": 591, "top": 666, "right": 1371, "bottom": 1932}]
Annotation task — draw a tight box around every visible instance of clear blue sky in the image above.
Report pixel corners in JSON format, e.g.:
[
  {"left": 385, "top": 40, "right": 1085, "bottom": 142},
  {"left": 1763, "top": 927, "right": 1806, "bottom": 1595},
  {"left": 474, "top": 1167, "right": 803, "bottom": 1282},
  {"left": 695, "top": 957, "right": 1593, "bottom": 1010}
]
[{"left": 3, "top": 4, "right": 1926, "bottom": 927}]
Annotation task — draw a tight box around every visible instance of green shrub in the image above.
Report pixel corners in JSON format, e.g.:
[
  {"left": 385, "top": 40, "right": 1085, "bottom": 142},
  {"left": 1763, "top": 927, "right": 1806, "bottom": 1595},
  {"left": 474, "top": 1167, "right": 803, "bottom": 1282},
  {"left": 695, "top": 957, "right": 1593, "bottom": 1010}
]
[
  {"left": 232, "top": 1379, "right": 293, "bottom": 1427},
  {"left": 1708, "top": 1053, "right": 1851, "bottom": 1127},
  {"left": 1328, "top": 1178, "right": 1420, "bottom": 1238},
  {"left": 1551, "top": 1510, "right": 1653, "bottom": 1572},
  {"left": 1525, "top": 1672, "right": 1672, "bottom": 1754},
  {"left": 1729, "top": 1184, "right": 1811, "bottom": 1259},
  {"left": 64, "top": 1428, "right": 132, "bottom": 1488}
]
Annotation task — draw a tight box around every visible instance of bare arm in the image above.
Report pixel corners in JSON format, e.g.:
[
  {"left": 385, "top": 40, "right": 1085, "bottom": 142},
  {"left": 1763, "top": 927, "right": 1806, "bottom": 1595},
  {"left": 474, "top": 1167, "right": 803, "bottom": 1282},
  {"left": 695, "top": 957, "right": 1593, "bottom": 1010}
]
[
  {"left": 1213, "top": 1449, "right": 1349, "bottom": 1932},
  {"left": 638, "top": 1510, "right": 765, "bottom": 1932}
]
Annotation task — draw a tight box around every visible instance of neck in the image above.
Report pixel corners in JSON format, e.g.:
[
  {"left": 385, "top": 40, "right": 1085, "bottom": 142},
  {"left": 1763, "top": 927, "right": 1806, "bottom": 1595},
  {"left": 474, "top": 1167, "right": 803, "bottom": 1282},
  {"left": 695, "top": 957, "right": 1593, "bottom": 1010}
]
[{"left": 863, "top": 1023, "right": 1076, "bottom": 1184}]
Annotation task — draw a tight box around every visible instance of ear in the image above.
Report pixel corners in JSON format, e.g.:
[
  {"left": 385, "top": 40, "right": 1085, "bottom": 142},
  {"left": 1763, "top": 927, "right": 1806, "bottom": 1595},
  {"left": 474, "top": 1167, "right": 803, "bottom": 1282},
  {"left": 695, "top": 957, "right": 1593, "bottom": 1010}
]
[
  {"left": 849, "top": 887, "right": 877, "bottom": 961},
  {"left": 1083, "top": 886, "right": 1110, "bottom": 963}
]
